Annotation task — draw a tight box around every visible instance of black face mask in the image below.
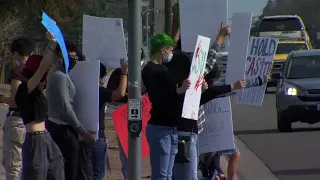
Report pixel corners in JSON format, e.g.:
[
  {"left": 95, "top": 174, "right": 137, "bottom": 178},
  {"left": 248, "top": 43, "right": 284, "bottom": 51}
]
[{"left": 63, "top": 56, "right": 78, "bottom": 72}]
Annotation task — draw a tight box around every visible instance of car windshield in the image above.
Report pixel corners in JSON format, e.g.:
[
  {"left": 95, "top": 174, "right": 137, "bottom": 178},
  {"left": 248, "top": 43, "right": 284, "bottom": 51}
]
[
  {"left": 287, "top": 56, "right": 320, "bottom": 79},
  {"left": 276, "top": 43, "right": 308, "bottom": 54},
  {"left": 258, "top": 18, "right": 302, "bottom": 32}
]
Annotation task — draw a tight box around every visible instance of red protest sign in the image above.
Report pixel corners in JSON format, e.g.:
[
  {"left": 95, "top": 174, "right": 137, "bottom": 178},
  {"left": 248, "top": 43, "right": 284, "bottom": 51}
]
[{"left": 112, "top": 95, "right": 151, "bottom": 158}]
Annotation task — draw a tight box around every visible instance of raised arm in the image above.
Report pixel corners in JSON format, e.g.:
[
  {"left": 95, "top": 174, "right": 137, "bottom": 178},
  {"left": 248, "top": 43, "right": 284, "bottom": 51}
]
[
  {"left": 110, "top": 59, "right": 128, "bottom": 101},
  {"left": 204, "top": 24, "right": 231, "bottom": 76},
  {"left": 52, "top": 73, "right": 89, "bottom": 137},
  {"left": 172, "top": 3, "right": 180, "bottom": 43},
  {"left": 27, "top": 33, "right": 56, "bottom": 93}
]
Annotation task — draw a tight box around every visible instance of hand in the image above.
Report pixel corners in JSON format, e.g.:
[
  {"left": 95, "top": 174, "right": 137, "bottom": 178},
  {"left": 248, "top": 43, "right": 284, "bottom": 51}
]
[
  {"left": 218, "top": 22, "right": 231, "bottom": 37},
  {"left": 45, "top": 31, "right": 56, "bottom": 42},
  {"left": 177, "top": 79, "right": 191, "bottom": 94},
  {"left": 231, "top": 79, "right": 246, "bottom": 90},
  {"left": 201, "top": 80, "right": 208, "bottom": 92},
  {"left": 84, "top": 131, "right": 96, "bottom": 142},
  {"left": 120, "top": 58, "right": 128, "bottom": 74}
]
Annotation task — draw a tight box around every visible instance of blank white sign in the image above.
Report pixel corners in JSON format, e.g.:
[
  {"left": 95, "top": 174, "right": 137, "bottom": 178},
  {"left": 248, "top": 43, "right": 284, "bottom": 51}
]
[
  {"left": 69, "top": 60, "right": 100, "bottom": 140},
  {"left": 82, "top": 15, "right": 127, "bottom": 68},
  {"left": 179, "top": 0, "right": 228, "bottom": 52},
  {"left": 225, "top": 12, "right": 253, "bottom": 85}
]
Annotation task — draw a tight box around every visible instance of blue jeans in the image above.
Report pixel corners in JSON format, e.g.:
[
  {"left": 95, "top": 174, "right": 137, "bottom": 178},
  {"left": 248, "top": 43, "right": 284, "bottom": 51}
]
[
  {"left": 117, "top": 137, "right": 128, "bottom": 180},
  {"left": 146, "top": 124, "right": 178, "bottom": 180},
  {"left": 173, "top": 132, "right": 199, "bottom": 180},
  {"left": 92, "top": 138, "right": 109, "bottom": 180}
]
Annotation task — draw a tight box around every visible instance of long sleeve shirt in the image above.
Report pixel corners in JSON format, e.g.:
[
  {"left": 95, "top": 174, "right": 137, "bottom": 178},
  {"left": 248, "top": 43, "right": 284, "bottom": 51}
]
[{"left": 46, "top": 64, "right": 88, "bottom": 136}]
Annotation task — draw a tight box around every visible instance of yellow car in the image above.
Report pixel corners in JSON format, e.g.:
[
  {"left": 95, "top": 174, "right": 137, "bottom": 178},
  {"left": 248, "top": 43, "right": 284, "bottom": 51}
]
[
  {"left": 269, "top": 39, "right": 312, "bottom": 86},
  {"left": 257, "top": 15, "right": 310, "bottom": 42}
]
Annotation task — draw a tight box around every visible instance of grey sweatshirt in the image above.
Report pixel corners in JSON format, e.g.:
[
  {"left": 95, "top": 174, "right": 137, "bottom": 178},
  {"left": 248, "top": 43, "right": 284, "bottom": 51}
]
[{"left": 46, "top": 64, "right": 88, "bottom": 136}]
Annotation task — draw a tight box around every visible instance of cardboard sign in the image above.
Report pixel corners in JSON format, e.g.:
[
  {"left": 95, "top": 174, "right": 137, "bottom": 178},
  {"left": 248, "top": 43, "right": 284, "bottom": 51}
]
[
  {"left": 179, "top": 0, "right": 228, "bottom": 52},
  {"left": 225, "top": 12, "right": 253, "bottom": 85},
  {"left": 236, "top": 37, "right": 279, "bottom": 105},
  {"left": 41, "top": 12, "right": 69, "bottom": 74},
  {"left": 82, "top": 15, "right": 127, "bottom": 68},
  {"left": 112, "top": 95, "right": 151, "bottom": 158},
  {"left": 182, "top": 35, "right": 211, "bottom": 120},
  {"left": 69, "top": 61, "right": 100, "bottom": 140},
  {"left": 199, "top": 97, "right": 235, "bottom": 153}
]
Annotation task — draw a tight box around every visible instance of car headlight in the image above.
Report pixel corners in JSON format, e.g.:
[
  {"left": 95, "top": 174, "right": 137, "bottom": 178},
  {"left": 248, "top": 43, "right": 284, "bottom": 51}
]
[
  {"left": 285, "top": 87, "right": 298, "bottom": 96},
  {"left": 283, "top": 83, "right": 301, "bottom": 96}
]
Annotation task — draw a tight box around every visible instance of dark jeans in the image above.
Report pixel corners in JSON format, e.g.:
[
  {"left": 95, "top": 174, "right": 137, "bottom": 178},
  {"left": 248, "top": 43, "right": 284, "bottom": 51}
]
[
  {"left": 21, "top": 131, "right": 65, "bottom": 180},
  {"left": 92, "top": 138, "right": 108, "bottom": 180},
  {"left": 46, "top": 121, "right": 80, "bottom": 180}
]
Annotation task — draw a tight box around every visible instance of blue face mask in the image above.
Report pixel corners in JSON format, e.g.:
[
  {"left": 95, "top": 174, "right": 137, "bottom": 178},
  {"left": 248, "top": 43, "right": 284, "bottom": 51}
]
[{"left": 163, "top": 52, "right": 173, "bottom": 63}]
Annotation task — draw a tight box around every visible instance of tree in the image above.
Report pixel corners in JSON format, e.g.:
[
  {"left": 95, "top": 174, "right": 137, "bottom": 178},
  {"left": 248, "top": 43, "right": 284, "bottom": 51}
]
[{"left": 0, "top": 13, "right": 26, "bottom": 83}]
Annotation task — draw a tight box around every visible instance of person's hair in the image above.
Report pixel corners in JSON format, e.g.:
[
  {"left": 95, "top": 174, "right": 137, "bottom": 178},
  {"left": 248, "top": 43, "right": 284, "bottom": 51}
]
[
  {"left": 10, "top": 38, "right": 33, "bottom": 56},
  {"left": 141, "top": 48, "right": 146, "bottom": 61},
  {"left": 56, "top": 40, "right": 78, "bottom": 53},
  {"left": 166, "top": 51, "right": 191, "bottom": 85},
  {"left": 22, "top": 55, "right": 47, "bottom": 82},
  {"left": 151, "top": 33, "right": 175, "bottom": 55},
  {"left": 78, "top": 53, "right": 86, "bottom": 61},
  {"left": 100, "top": 62, "right": 107, "bottom": 78},
  {"left": 175, "top": 39, "right": 182, "bottom": 51},
  {"left": 205, "top": 63, "right": 221, "bottom": 83}
]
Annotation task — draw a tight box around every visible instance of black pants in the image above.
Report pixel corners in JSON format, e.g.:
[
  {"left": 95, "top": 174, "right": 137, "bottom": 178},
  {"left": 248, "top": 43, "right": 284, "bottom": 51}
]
[
  {"left": 22, "top": 131, "right": 65, "bottom": 180},
  {"left": 46, "top": 121, "right": 80, "bottom": 180},
  {"left": 78, "top": 141, "right": 94, "bottom": 180}
]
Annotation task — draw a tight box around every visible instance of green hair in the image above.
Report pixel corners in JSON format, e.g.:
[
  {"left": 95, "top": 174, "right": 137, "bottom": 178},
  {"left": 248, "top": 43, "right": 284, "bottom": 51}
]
[{"left": 151, "top": 33, "right": 175, "bottom": 55}]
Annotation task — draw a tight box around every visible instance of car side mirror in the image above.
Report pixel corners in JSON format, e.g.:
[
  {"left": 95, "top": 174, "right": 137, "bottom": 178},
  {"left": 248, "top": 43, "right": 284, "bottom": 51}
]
[{"left": 271, "top": 73, "right": 282, "bottom": 79}]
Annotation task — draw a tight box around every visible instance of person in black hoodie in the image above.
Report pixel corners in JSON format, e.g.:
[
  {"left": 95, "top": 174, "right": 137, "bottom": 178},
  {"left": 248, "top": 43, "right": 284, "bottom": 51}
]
[
  {"left": 166, "top": 51, "right": 246, "bottom": 180},
  {"left": 142, "top": 33, "right": 191, "bottom": 180}
]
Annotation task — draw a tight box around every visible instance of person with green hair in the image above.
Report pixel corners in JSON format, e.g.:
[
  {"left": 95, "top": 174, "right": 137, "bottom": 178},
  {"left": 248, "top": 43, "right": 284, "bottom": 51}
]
[{"left": 142, "top": 33, "right": 191, "bottom": 180}]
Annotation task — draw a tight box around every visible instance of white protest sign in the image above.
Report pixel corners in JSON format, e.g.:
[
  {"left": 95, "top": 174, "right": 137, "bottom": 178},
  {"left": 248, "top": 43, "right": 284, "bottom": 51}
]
[
  {"left": 236, "top": 37, "right": 278, "bottom": 105},
  {"left": 0, "top": 104, "right": 8, "bottom": 125},
  {"left": 69, "top": 60, "right": 100, "bottom": 140},
  {"left": 199, "top": 97, "right": 235, "bottom": 153},
  {"left": 82, "top": 15, "right": 127, "bottom": 68},
  {"left": 225, "top": 12, "right": 253, "bottom": 85},
  {"left": 182, "top": 35, "right": 210, "bottom": 120},
  {"left": 179, "top": 0, "right": 228, "bottom": 52}
]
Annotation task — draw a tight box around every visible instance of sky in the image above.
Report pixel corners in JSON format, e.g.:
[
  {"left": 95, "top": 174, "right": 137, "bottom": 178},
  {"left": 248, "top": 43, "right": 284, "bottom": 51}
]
[{"left": 228, "top": 0, "right": 268, "bottom": 18}]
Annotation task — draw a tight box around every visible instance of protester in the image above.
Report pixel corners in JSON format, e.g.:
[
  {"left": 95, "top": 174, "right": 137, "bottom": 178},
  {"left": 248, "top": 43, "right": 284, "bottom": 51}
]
[
  {"left": 142, "top": 33, "right": 192, "bottom": 180},
  {"left": 166, "top": 51, "right": 245, "bottom": 180},
  {"left": 106, "top": 48, "right": 146, "bottom": 180},
  {"left": 0, "top": 37, "right": 33, "bottom": 180},
  {"left": 91, "top": 60, "right": 128, "bottom": 180},
  {"left": 46, "top": 40, "right": 95, "bottom": 180},
  {"left": 15, "top": 33, "right": 65, "bottom": 179}
]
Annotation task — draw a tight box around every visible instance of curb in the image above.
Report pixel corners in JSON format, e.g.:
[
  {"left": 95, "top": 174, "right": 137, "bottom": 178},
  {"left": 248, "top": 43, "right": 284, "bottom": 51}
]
[{"left": 233, "top": 136, "right": 279, "bottom": 180}]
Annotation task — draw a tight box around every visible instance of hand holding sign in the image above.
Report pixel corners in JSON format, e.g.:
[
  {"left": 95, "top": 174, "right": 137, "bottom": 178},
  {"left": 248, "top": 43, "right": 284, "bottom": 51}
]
[
  {"left": 231, "top": 79, "right": 246, "bottom": 90},
  {"left": 219, "top": 22, "right": 231, "bottom": 37},
  {"left": 41, "top": 11, "right": 69, "bottom": 74}
]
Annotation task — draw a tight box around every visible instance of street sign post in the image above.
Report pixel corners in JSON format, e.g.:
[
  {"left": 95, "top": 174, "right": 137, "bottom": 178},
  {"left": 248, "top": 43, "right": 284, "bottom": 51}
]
[{"left": 127, "top": 0, "right": 142, "bottom": 180}]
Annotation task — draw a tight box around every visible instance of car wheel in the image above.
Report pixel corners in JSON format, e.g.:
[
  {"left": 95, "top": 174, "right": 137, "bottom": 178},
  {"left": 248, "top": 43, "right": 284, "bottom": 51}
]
[{"left": 277, "top": 110, "right": 292, "bottom": 132}]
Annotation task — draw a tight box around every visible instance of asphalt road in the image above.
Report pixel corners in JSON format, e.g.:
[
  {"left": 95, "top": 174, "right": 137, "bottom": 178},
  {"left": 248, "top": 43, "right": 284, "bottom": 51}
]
[{"left": 231, "top": 91, "right": 320, "bottom": 180}]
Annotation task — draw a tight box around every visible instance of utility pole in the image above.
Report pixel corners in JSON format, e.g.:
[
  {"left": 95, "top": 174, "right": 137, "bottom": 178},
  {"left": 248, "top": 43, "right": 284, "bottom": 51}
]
[
  {"left": 127, "top": 0, "right": 142, "bottom": 180},
  {"left": 165, "top": 0, "right": 174, "bottom": 35}
]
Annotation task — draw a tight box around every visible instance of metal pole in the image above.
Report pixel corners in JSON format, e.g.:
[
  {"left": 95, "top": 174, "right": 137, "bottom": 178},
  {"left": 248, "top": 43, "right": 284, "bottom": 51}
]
[
  {"left": 165, "top": 0, "right": 174, "bottom": 35},
  {"left": 127, "top": 0, "right": 142, "bottom": 180}
]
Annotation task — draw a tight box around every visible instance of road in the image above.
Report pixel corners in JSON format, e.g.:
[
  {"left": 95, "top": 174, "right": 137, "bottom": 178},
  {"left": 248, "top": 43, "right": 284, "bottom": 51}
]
[{"left": 232, "top": 90, "right": 320, "bottom": 180}]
